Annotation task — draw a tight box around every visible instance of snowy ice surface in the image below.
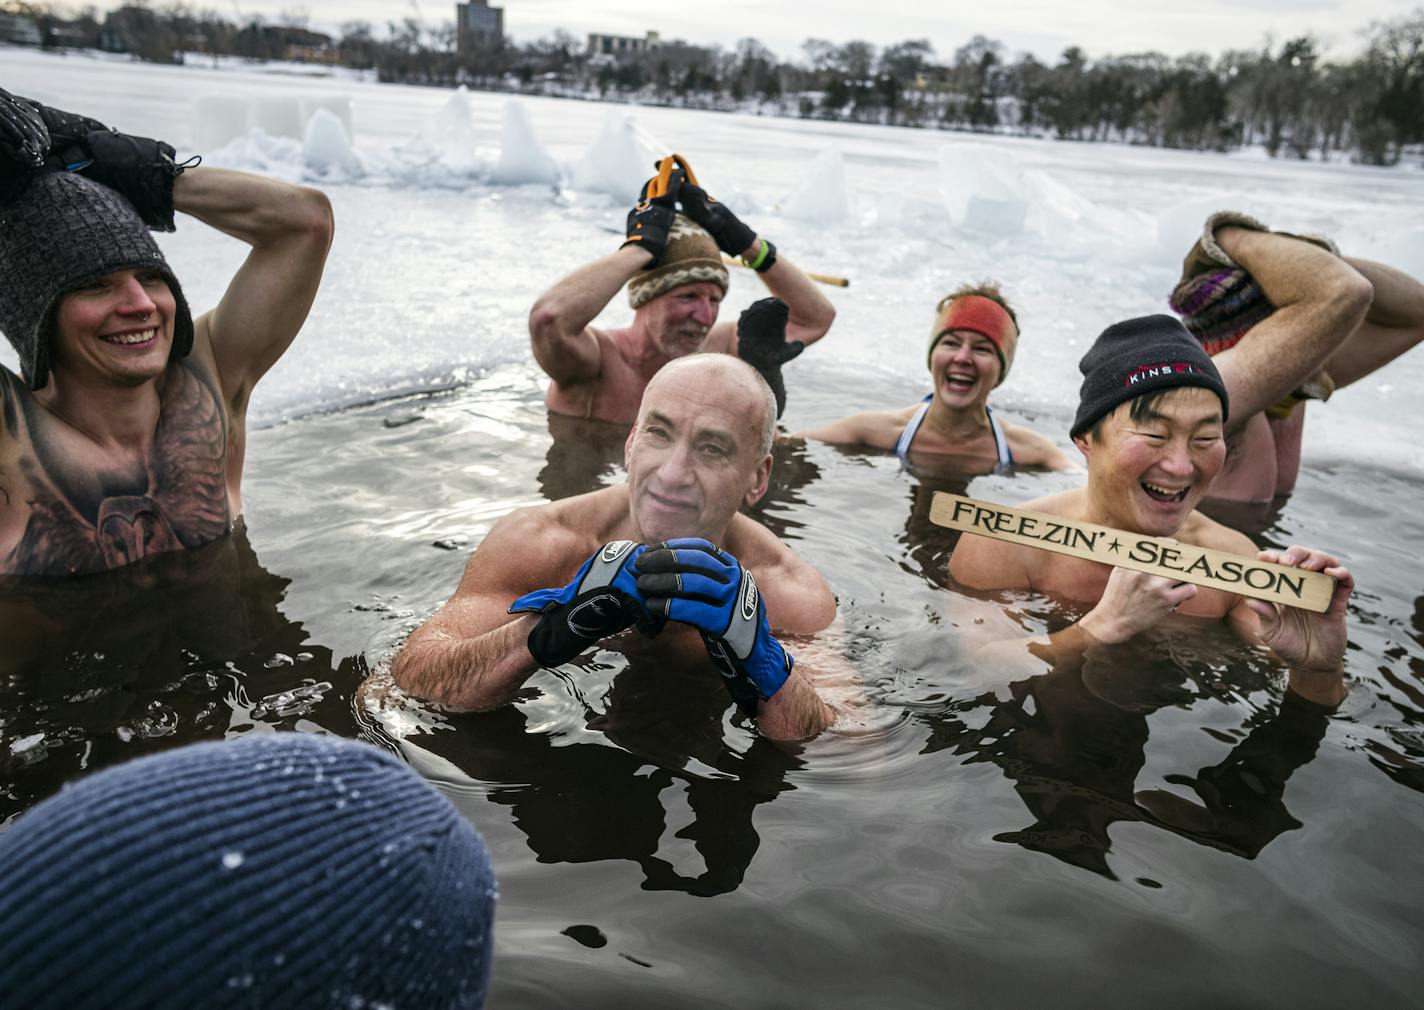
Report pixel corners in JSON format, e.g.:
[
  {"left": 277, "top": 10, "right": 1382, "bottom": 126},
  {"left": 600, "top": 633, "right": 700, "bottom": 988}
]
[{"left": 4, "top": 46, "right": 1423, "bottom": 471}]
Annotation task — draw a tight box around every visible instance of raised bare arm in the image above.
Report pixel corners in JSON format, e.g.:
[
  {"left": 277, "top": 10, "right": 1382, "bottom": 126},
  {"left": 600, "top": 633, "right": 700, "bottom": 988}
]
[
  {"left": 181, "top": 167, "right": 334, "bottom": 406},
  {"left": 1212, "top": 227, "right": 1372, "bottom": 427},
  {"left": 527, "top": 244, "right": 653, "bottom": 385}
]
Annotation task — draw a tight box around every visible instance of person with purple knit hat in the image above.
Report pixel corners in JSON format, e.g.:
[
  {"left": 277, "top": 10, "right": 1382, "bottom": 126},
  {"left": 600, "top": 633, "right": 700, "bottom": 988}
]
[
  {"left": 1168, "top": 210, "right": 1424, "bottom": 503},
  {"left": 0, "top": 87, "right": 333, "bottom": 576}
]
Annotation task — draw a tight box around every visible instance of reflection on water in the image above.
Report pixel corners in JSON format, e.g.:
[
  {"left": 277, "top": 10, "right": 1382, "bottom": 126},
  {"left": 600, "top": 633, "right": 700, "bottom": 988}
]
[
  {"left": 538, "top": 413, "right": 632, "bottom": 500},
  {"left": 916, "top": 618, "right": 1332, "bottom": 875},
  {"left": 0, "top": 523, "right": 360, "bottom": 827},
  {"left": 381, "top": 660, "right": 801, "bottom": 897},
  {"left": 4, "top": 374, "right": 1424, "bottom": 1006}
]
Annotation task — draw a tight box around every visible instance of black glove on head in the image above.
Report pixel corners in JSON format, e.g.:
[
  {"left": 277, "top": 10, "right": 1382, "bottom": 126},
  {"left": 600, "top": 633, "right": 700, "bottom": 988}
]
[
  {"left": 737, "top": 297, "right": 804, "bottom": 418},
  {"left": 0, "top": 87, "right": 49, "bottom": 203},
  {"left": 25, "top": 97, "right": 185, "bottom": 231},
  {"left": 679, "top": 178, "right": 757, "bottom": 258}
]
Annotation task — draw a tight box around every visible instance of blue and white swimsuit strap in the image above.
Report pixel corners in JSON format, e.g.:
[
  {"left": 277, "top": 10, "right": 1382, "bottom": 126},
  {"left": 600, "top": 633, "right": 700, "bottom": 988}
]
[{"left": 895, "top": 395, "right": 1014, "bottom": 468}]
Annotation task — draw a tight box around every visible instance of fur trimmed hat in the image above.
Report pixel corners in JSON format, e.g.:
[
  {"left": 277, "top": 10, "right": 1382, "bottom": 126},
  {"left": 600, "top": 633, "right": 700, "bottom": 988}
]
[
  {"left": 0, "top": 171, "right": 194, "bottom": 390},
  {"left": 627, "top": 214, "right": 729, "bottom": 308}
]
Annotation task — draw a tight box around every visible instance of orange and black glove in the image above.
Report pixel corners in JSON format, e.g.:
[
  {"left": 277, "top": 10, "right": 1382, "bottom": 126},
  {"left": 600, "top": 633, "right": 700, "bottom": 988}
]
[{"left": 622, "top": 156, "right": 685, "bottom": 265}]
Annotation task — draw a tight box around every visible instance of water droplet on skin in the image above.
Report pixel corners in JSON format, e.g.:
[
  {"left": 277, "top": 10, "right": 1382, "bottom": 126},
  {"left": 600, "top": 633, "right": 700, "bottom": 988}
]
[{"left": 222, "top": 851, "right": 245, "bottom": 870}]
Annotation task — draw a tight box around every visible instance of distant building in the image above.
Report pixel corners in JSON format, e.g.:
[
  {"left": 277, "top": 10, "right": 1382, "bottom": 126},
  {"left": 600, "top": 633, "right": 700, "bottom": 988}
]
[
  {"left": 0, "top": 11, "right": 42, "bottom": 46},
  {"left": 456, "top": 0, "right": 503, "bottom": 52},
  {"left": 586, "top": 31, "right": 660, "bottom": 58}
]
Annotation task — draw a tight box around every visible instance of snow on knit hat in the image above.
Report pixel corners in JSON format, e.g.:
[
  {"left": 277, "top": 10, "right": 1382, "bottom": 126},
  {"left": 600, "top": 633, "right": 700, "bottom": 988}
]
[
  {"left": 0, "top": 171, "right": 194, "bottom": 390},
  {"left": 1070, "top": 314, "right": 1229, "bottom": 439},
  {"left": 0, "top": 733, "right": 496, "bottom": 1010},
  {"left": 627, "top": 213, "right": 729, "bottom": 308}
]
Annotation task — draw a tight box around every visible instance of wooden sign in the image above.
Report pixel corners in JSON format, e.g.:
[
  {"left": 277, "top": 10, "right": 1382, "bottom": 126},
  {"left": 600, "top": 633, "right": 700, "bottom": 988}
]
[{"left": 930, "top": 492, "right": 1334, "bottom": 613}]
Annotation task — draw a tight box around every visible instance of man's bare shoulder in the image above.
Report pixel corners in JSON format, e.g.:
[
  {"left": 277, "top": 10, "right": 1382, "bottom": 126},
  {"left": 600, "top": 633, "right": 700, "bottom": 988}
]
[
  {"left": 949, "top": 489, "right": 1082, "bottom": 589},
  {"left": 1175, "top": 508, "right": 1257, "bottom": 556},
  {"left": 725, "top": 513, "right": 836, "bottom": 633},
  {"left": 457, "top": 487, "right": 629, "bottom": 595}
]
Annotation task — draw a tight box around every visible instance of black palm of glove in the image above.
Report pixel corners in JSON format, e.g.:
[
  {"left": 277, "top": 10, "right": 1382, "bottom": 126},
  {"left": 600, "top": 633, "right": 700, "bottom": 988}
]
[
  {"left": 0, "top": 87, "right": 49, "bottom": 203},
  {"left": 26, "top": 97, "right": 184, "bottom": 231},
  {"left": 623, "top": 157, "right": 685, "bottom": 265},
  {"left": 737, "top": 297, "right": 803, "bottom": 419},
  {"left": 679, "top": 178, "right": 756, "bottom": 258}
]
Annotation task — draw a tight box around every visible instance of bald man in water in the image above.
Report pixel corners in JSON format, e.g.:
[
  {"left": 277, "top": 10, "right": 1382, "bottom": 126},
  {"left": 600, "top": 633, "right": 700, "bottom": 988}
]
[{"left": 391, "top": 354, "right": 839, "bottom": 740}]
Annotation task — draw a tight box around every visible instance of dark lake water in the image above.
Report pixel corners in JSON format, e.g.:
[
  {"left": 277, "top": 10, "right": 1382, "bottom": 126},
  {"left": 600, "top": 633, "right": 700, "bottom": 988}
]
[{"left": 3, "top": 364, "right": 1422, "bottom": 1008}]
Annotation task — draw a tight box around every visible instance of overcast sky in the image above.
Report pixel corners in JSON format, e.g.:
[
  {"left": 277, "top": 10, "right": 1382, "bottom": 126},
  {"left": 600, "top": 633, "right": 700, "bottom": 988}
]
[{"left": 171, "top": 0, "right": 1416, "bottom": 61}]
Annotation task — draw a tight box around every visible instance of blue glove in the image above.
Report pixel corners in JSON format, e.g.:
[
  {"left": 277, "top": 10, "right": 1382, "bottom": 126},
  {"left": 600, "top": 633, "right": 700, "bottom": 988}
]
[
  {"left": 509, "top": 541, "right": 661, "bottom": 667},
  {"left": 634, "top": 538, "right": 793, "bottom": 715}
]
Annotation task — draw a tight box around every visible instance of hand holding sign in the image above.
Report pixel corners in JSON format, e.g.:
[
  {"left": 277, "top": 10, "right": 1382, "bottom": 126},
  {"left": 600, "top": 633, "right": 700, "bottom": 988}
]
[
  {"left": 1080, "top": 567, "right": 1200, "bottom": 644},
  {"left": 1245, "top": 545, "right": 1353, "bottom": 676},
  {"left": 931, "top": 493, "right": 1335, "bottom": 613}
]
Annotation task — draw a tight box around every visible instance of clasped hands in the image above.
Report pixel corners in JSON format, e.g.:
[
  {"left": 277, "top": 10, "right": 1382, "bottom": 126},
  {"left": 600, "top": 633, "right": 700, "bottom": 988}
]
[{"left": 509, "top": 537, "right": 793, "bottom": 712}]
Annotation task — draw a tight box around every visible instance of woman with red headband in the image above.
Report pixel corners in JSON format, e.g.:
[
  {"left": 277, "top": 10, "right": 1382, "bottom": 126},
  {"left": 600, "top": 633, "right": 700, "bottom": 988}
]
[{"left": 798, "top": 283, "right": 1075, "bottom": 472}]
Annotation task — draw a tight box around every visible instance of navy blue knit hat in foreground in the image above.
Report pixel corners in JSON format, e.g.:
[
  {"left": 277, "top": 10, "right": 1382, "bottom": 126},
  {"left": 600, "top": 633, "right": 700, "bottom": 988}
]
[
  {"left": 1070, "top": 314, "right": 1229, "bottom": 439},
  {"left": 0, "top": 733, "right": 496, "bottom": 1010}
]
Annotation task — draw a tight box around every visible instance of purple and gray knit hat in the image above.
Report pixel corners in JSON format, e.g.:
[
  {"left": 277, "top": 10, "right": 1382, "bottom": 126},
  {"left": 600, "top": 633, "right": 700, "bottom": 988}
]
[{"left": 0, "top": 171, "right": 194, "bottom": 390}]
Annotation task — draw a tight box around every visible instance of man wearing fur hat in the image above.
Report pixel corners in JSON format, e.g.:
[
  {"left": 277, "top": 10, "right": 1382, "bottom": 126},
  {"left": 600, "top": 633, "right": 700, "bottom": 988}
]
[
  {"left": 1168, "top": 211, "right": 1424, "bottom": 503},
  {"left": 528, "top": 155, "right": 835, "bottom": 424},
  {"left": 0, "top": 89, "right": 333, "bottom": 576},
  {"left": 950, "top": 315, "right": 1355, "bottom": 708}
]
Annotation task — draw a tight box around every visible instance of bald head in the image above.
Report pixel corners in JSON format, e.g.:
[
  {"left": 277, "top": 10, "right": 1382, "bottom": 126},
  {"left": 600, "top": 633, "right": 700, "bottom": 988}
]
[{"left": 644, "top": 354, "right": 777, "bottom": 456}]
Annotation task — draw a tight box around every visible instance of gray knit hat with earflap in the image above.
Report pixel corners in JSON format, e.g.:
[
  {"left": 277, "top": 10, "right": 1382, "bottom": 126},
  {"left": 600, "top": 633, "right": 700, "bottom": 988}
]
[{"left": 0, "top": 171, "right": 194, "bottom": 390}]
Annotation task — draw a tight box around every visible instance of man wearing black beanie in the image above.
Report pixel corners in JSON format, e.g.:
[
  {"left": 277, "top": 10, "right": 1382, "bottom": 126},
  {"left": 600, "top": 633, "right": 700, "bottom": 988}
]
[
  {"left": 0, "top": 90, "right": 333, "bottom": 576},
  {"left": 951, "top": 314, "right": 1354, "bottom": 709}
]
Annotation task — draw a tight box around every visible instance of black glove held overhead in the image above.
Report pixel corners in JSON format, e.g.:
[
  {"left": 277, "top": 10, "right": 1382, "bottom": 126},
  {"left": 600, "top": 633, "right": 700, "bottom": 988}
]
[
  {"left": 737, "top": 297, "right": 804, "bottom": 419},
  {"left": 0, "top": 87, "right": 49, "bottom": 203},
  {"left": 623, "top": 157, "right": 685, "bottom": 265},
  {"left": 26, "top": 97, "right": 185, "bottom": 231},
  {"left": 678, "top": 173, "right": 756, "bottom": 258}
]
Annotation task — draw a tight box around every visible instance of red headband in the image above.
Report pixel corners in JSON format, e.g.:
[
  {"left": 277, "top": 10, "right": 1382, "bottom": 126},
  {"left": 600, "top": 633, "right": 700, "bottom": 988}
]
[{"left": 929, "top": 295, "right": 1018, "bottom": 385}]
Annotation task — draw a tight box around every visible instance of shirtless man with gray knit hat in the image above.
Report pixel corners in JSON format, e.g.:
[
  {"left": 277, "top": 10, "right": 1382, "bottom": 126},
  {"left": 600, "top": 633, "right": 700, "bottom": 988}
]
[
  {"left": 0, "top": 89, "right": 333, "bottom": 576},
  {"left": 1168, "top": 211, "right": 1424, "bottom": 503},
  {"left": 529, "top": 154, "right": 836, "bottom": 424}
]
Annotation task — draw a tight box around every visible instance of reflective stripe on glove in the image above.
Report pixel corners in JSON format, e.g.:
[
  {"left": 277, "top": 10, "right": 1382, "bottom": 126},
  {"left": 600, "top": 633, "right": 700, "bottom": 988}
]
[
  {"left": 635, "top": 538, "right": 793, "bottom": 713},
  {"left": 623, "top": 157, "right": 685, "bottom": 264},
  {"left": 509, "top": 540, "right": 661, "bottom": 667}
]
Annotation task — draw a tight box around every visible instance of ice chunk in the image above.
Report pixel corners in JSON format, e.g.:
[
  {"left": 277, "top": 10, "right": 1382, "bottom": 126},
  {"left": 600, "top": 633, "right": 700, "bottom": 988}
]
[
  {"left": 488, "top": 100, "right": 560, "bottom": 186},
  {"left": 304, "top": 108, "right": 362, "bottom": 179},
  {"left": 938, "top": 142, "right": 1028, "bottom": 236},
  {"left": 572, "top": 110, "right": 656, "bottom": 204},
  {"left": 193, "top": 95, "right": 252, "bottom": 151},
  {"left": 252, "top": 96, "right": 304, "bottom": 140},
  {"left": 420, "top": 86, "right": 479, "bottom": 170},
  {"left": 301, "top": 95, "right": 354, "bottom": 140},
  {"left": 782, "top": 149, "right": 850, "bottom": 223}
]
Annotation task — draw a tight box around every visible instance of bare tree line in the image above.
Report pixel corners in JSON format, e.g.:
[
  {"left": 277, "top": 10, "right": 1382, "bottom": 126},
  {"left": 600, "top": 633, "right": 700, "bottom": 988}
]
[{"left": 5, "top": 2, "right": 1422, "bottom": 165}]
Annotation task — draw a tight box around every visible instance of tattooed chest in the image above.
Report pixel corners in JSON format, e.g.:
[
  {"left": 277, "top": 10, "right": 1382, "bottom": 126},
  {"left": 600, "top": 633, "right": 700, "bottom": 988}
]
[{"left": 5, "top": 364, "right": 233, "bottom": 576}]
